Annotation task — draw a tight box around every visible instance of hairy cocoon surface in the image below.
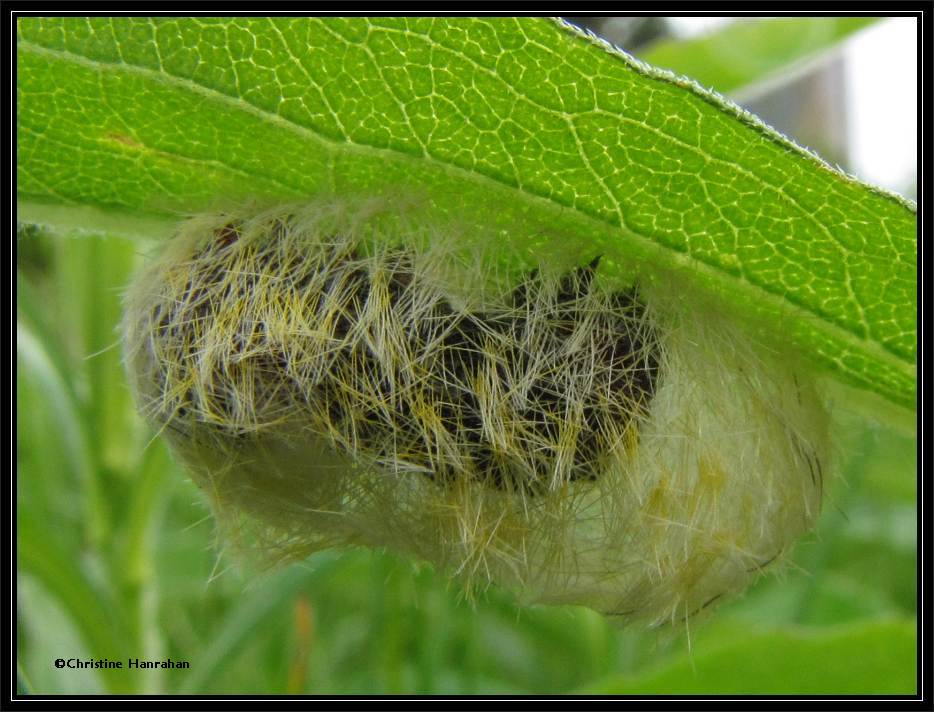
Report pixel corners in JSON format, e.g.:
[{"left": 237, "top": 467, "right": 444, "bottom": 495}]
[{"left": 123, "top": 198, "right": 827, "bottom": 624}]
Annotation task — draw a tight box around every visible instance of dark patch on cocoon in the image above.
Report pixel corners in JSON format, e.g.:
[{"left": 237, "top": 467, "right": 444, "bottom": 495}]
[{"left": 123, "top": 199, "right": 828, "bottom": 624}]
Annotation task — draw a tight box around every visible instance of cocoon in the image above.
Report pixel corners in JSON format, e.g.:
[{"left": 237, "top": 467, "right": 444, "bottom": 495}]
[{"left": 123, "top": 198, "right": 827, "bottom": 623}]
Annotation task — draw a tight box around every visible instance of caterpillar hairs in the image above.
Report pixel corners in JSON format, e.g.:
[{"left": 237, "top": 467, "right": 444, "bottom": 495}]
[{"left": 122, "top": 197, "right": 828, "bottom": 624}]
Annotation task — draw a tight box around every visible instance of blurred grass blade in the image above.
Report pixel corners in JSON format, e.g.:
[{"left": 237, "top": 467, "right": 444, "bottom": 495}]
[
  {"left": 16, "top": 662, "right": 34, "bottom": 695},
  {"left": 17, "top": 315, "right": 108, "bottom": 545},
  {"left": 178, "top": 559, "right": 337, "bottom": 693},
  {"left": 639, "top": 17, "right": 878, "bottom": 97},
  {"left": 53, "top": 234, "right": 142, "bottom": 475},
  {"left": 118, "top": 443, "right": 171, "bottom": 587},
  {"left": 17, "top": 519, "right": 137, "bottom": 693},
  {"left": 585, "top": 618, "right": 916, "bottom": 695},
  {"left": 16, "top": 322, "right": 91, "bottom": 487}
]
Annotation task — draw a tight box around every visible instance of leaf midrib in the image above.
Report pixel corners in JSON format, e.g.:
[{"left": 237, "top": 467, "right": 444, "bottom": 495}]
[{"left": 18, "top": 37, "right": 911, "bottom": 376}]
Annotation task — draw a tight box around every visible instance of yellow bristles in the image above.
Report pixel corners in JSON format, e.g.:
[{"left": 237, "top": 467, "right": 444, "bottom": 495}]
[{"left": 123, "top": 198, "right": 828, "bottom": 624}]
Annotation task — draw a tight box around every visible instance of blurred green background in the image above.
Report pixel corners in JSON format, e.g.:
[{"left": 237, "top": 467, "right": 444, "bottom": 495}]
[{"left": 16, "top": 17, "right": 917, "bottom": 695}]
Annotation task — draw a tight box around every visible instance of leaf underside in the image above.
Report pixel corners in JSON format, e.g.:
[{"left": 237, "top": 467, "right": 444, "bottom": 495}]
[{"left": 16, "top": 17, "right": 916, "bottom": 408}]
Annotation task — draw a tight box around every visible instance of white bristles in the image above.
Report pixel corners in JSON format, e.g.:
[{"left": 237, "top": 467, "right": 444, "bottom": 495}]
[{"left": 122, "top": 198, "right": 828, "bottom": 624}]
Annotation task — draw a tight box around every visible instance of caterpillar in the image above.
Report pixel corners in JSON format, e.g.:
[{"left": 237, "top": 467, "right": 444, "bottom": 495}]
[{"left": 122, "top": 198, "right": 828, "bottom": 624}]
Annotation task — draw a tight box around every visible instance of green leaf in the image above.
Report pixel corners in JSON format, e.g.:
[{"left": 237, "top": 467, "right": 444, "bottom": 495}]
[
  {"left": 639, "top": 17, "right": 878, "bottom": 96},
  {"left": 16, "top": 17, "right": 915, "bottom": 409},
  {"left": 585, "top": 619, "right": 917, "bottom": 695}
]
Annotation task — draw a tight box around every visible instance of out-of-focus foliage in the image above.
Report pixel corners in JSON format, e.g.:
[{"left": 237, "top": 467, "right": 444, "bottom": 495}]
[
  {"left": 16, "top": 226, "right": 916, "bottom": 695},
  {"left": 639, "top": 17, "right": 877, "bottom": 97}
]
